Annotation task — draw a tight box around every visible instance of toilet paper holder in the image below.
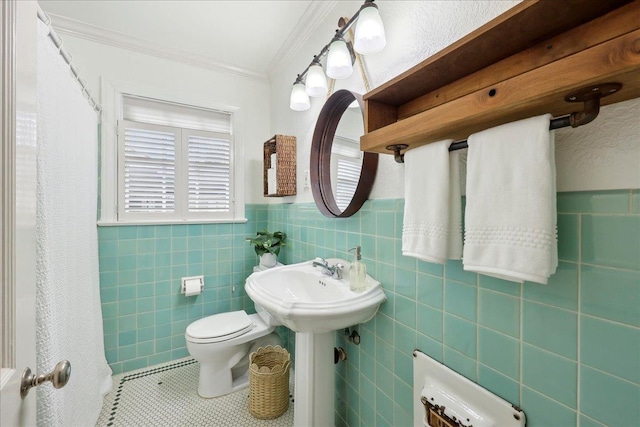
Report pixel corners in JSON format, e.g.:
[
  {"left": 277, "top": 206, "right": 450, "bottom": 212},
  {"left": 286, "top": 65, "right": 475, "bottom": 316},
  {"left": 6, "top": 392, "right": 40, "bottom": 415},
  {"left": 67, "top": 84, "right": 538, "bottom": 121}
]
[{"left": 181, "top": 275, "right": 204, "bottom": 296}]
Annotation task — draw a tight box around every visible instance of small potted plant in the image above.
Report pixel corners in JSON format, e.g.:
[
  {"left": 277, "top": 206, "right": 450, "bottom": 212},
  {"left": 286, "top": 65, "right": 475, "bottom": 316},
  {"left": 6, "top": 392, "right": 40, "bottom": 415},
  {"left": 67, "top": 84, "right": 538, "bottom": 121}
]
[{"left": 246, "top": 230, "right": 287, "bottom": 268}]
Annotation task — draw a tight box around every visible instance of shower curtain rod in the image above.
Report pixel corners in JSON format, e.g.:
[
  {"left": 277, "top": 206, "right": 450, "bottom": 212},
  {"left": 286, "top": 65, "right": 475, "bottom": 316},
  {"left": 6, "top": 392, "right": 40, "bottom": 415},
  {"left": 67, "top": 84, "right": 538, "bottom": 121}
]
[{"left": 36, "top": 6, "right": 102, "bottom": 113}]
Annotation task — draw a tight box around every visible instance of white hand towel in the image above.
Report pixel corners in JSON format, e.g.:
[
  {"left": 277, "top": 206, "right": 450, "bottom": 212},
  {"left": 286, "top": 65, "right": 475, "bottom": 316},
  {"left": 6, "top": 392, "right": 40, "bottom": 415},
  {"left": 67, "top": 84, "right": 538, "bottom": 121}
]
[
  {"left": 463, "top": 114, "right": 558, "bottom": 285},
  {"left": 402, "top": 140, "right": 462, "bottom": 264}
]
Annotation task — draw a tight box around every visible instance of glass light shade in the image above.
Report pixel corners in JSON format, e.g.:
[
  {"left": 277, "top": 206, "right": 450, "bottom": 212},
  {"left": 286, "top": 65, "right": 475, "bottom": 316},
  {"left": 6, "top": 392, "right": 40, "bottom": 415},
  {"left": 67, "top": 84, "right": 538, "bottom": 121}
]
[
  {"left": 289, "top": 82, "right": 310, "bottom": 111},
  {"left": 354, "top": 6, "right": 386, "bottom": 54},
  {"left": 305, "top": 64, "right": 327, "bottom": 97},
  {"left": 326, "top": 39, "right": 353, "bottom": 79}
]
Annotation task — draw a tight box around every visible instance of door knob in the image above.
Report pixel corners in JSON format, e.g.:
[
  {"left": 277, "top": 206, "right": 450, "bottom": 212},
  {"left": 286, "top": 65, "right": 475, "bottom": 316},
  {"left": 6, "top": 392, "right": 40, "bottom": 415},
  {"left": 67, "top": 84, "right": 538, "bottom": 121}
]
[{"left": 20, "top": 360, "right": 71, "bottom": 399}]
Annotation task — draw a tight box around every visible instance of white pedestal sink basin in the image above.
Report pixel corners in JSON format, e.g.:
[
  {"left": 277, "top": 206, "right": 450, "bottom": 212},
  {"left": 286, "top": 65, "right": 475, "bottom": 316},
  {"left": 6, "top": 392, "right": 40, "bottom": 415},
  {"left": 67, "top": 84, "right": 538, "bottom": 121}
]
[
  {"left": 245, "top": 258, "right": 386, "bottom": 427},
  {"left": 246, "top": 258, "right": 386, "bottom": 333}
]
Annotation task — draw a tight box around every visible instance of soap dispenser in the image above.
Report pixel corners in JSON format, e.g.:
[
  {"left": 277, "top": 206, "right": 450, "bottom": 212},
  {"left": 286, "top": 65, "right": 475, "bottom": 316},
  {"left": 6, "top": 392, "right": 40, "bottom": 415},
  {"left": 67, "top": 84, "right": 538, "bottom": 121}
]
[{"left": 348, "top": 246, "right": 367, "bottom": 292}]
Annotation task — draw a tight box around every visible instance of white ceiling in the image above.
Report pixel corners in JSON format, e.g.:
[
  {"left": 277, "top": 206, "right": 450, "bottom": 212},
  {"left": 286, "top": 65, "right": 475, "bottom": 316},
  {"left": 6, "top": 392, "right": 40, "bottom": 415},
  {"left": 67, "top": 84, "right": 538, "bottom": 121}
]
[{"left": 38, "top": 0, "right": 325, "bottom": 78}]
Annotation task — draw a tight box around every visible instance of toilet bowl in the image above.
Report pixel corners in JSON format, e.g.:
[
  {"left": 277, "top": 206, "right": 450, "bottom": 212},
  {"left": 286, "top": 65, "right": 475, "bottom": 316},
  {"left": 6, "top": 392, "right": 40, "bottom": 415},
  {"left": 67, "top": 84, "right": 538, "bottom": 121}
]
[{"left": 185, "top": 310, "right": 281, "bottom": 398}]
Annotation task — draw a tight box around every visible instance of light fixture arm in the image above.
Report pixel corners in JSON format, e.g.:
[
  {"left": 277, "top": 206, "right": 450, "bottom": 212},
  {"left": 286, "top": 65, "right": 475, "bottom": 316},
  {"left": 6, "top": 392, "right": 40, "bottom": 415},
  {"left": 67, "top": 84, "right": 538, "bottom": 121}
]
[
  {"left": 291, "top": 0, "right": 374, "bottom": 86},
  {"left": 310, "top": 55, "right": 322, "bottom": 67}
]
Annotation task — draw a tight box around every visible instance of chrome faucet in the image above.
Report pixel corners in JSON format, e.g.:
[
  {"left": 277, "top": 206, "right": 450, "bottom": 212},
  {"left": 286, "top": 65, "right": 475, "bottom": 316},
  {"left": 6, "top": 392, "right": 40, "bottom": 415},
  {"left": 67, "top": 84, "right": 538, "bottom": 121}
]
[{"left": 312, "top": 258, "right": 344, "bottom": 280}]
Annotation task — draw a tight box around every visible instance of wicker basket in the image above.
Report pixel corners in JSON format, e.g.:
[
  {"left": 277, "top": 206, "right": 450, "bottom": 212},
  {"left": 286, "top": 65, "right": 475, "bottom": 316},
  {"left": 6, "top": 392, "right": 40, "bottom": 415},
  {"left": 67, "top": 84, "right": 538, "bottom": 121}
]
[
  {"left": 263, "top": 134, "right": 296, "bottom": 197},
  {"left": 248, "top": 345, "right": 291, "bottom": 419}
]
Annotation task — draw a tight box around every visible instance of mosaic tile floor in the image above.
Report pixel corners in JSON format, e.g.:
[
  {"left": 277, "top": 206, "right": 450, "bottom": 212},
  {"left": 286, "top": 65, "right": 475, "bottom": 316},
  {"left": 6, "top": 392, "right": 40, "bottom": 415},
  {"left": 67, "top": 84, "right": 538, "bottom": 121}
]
[{"left": 96, "top": 358, "right": 294, "bottom": 426}]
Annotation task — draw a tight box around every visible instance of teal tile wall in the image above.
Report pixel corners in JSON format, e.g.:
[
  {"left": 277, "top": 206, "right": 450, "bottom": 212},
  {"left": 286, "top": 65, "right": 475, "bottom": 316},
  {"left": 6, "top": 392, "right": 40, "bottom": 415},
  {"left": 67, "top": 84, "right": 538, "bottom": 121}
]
[
  {"left": 97, "top": 190, "right": 639, "bottom": 426},
  {"left": 266, "top": 190, "right": 640, "bottom": 427},
  {"left": 97, "top": 205, "right": 268, "bottom": 374}
]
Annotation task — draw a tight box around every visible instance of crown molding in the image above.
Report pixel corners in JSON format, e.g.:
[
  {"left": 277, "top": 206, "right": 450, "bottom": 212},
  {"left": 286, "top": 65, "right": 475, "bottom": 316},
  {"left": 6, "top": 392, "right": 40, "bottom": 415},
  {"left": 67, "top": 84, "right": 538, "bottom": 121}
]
[
  {"left": 267, "top": 0, "right": 339, "bottom": 75},
  {"left": 46, "top": 13, "right": 269, "bottom": 82}
]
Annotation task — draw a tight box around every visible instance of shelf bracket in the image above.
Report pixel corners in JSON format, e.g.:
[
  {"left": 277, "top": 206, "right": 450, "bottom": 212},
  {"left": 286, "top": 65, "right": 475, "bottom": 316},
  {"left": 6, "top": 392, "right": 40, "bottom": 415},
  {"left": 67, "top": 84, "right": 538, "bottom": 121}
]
[
  {"left": 565, "top": 82, "right": 622, "bottom": 127},
  {"left": 386, "top": 144, "right": 408, "bottom": 163}
]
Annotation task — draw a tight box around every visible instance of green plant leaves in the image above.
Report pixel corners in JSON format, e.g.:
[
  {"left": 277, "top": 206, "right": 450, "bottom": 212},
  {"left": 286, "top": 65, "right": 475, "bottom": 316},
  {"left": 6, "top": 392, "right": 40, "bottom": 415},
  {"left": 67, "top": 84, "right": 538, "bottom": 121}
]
[{"left": 245, "top": 229, "right": 288, "bottom": 256}]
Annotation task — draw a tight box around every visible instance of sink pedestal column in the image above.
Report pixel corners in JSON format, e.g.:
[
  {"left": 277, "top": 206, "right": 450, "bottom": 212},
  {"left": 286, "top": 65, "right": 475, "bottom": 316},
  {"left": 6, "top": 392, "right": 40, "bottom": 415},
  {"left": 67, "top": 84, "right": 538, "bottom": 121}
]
[{"left": 293, "top": 331, "right": 335, "bottom": 427}]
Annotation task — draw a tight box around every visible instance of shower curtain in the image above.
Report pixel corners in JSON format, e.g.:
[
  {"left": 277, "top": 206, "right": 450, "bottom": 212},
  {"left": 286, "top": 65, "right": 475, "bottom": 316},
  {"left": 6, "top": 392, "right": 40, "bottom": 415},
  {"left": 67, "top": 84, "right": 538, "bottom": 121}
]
[{"left": 36, "top": 19, "right": 112, "bottom": 426}]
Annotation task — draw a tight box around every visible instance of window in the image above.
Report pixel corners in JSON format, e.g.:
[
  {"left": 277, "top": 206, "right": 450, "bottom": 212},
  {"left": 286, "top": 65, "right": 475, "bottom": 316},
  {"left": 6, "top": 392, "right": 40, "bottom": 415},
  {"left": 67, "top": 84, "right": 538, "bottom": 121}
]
[{"left": 112, "top": 95, "right": 240, "bottom": 223}]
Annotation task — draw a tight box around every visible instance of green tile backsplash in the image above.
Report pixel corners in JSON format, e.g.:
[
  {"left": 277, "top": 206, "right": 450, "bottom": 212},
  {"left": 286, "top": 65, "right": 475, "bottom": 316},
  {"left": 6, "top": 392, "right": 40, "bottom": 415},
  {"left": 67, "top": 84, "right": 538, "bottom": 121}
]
[
  {"left": 478, "top": 289, "right": 520, "bottom": 338},
  {"left": 521, "top": 386, "right": 577, "bottom": 427},
  {"left": 522, "top": 300, "right": 578, "bottom": 359},
  {"left": 581, "top": 265, "right": 640, "bottom": 326},
  {"left": 556, "top": 190, "right": 631, "bottom": 214},
  {"left": 478, "top": 363, "right": 519, "bottom": 404},
  {"left": 478, "top": 326, "right": 520, "bottom": 379},
  {"left": 580, "top": 316, "right": 640, "bottom": 384},
  {"left": 97, "top": 205, "right": 268, "bottom": 374},
  {"left": 522, "top": 343, "right": 577, "bottom": 408},
  {"left": 580, "top": 365, "right": 640, "bottom": 426},
  {"left": 98, "top": 190, "right": 640, "bottom": 426},
  {"left": 581, "top": 215, "right": 640, "bottom": 270}
]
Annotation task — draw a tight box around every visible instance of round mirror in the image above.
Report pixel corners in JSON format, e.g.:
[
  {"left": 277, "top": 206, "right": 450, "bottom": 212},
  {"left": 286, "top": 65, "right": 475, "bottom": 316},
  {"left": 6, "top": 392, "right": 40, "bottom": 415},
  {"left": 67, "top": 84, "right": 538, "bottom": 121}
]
[{"left": 310, "top": 90, "right": 378, "bottom": 217}]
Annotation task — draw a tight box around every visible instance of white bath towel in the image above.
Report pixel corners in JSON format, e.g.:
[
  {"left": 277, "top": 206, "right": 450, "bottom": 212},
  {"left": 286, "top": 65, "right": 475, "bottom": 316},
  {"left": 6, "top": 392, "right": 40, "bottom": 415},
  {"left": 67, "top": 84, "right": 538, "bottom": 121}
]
[
  {"left": 402, "top": 140, "right": 462, "bottom": 264},
  {"left": 463, "top": 114, "right": 558, "bottom": 284}
]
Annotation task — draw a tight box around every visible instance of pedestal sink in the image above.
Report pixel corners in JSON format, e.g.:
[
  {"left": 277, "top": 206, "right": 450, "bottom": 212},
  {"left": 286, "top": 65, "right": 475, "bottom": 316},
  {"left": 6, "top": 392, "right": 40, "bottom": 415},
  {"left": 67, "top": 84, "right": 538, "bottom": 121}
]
[{"left": 245, "top": 258, "right": 386, "bottom": 427}]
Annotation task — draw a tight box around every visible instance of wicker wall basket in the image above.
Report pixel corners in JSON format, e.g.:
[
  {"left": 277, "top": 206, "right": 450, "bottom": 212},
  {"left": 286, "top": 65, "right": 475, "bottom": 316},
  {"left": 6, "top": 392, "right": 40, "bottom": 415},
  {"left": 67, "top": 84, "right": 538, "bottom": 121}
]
[
  {"left": 263, "top": 134, "right": 296, "bottom": 197},
  {"left": 248, "top": 345, "right": 291, "bottom": 420}
]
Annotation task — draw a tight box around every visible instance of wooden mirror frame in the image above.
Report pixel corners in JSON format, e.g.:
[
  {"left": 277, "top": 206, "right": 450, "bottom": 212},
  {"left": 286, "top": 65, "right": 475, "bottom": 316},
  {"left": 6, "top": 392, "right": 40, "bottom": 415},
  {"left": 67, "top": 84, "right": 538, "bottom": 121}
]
[{"left": 310, "top": 89, "right": 378, "bottom": 218}]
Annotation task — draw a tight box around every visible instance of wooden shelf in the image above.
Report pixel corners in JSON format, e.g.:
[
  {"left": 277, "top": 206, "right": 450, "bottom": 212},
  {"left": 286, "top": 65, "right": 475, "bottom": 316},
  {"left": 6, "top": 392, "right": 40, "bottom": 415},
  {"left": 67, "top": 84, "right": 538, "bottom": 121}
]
[
  {"left": 361, "top": 0, "right": 640, "bottom": 154},
  {"left": 263, "top": 134, "right": 296, "bottom": 197}
]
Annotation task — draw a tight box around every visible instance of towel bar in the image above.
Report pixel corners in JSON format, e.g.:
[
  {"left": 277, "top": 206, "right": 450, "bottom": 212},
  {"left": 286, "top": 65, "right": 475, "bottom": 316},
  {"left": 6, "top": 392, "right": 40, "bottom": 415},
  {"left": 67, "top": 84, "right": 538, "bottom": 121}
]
[{"left": 387, "top": 82, "right": 622, "bottom": 163}]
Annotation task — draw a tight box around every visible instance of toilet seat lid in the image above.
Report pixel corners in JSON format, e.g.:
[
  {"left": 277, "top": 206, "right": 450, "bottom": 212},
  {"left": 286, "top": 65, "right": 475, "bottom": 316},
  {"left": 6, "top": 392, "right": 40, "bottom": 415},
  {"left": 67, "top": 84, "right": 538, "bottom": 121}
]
[{"left": 187, "top": 310, "right": 254, "bottom": 340}]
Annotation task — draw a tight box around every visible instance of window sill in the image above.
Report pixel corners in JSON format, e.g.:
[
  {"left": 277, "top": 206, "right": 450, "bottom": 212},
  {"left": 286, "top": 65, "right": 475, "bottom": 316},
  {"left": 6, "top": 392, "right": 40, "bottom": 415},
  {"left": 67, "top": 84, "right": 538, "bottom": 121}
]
[{"left": 97, "top": 218, "right": 248, "bottom": 227}]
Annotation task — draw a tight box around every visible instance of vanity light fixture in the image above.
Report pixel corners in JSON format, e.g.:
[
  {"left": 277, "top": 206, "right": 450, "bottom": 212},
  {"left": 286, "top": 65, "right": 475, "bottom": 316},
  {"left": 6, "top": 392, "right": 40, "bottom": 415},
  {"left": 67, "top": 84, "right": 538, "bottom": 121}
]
[
  {"left": 289, "top": 75, "right": 310, "bottom": 111},
  {"left": 354, "top": 1, "right": 386, "bottom": 54},
  {"left": 326, "top": 33, "right": 354, "bottom": 79},
  {"left": 305, "top": 56, "right": 328, "bottom": 97},
  {"left": 289, "top": 0, "right": 385, "bottom": 111}
]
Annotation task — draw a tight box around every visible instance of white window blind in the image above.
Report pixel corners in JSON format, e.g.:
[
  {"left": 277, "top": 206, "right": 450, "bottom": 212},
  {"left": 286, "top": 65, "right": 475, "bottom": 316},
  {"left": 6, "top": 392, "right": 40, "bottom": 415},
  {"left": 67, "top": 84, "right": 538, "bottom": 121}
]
[
  {"left": 187, "top": 132, "right": 231, "bottom": 212},
  {"left": 117, "top": 95, "right": 235, "bottom": 222},
  {"left": 335, "top": 158, "right": 361, "bottom": 211},
  {"left": 122, "top": 126, "right": 176, "bottom": 213},
  {"left": 123, "top": 95, "right": 231, "bottom": 133}
]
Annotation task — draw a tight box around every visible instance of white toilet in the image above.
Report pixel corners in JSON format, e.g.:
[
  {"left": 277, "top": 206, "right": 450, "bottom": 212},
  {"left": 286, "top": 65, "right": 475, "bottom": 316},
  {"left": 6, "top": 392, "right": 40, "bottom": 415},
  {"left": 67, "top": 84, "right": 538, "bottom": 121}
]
[{"left": 185, "top": 309, "right": 281, "bottom": 398}]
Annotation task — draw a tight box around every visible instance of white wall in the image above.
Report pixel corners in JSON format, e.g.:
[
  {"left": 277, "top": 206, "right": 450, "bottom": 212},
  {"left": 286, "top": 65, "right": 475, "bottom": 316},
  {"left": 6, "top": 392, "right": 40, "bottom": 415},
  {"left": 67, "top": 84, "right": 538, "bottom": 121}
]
[
  {"left": 52, "top": 0, "right": 640, "bottom": 207},
  {"left": 54, "top": 34, "right": 272, "bottom": 204},
  {"left": 269, "top": 0, "right": 640, "bottom": 203}
]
